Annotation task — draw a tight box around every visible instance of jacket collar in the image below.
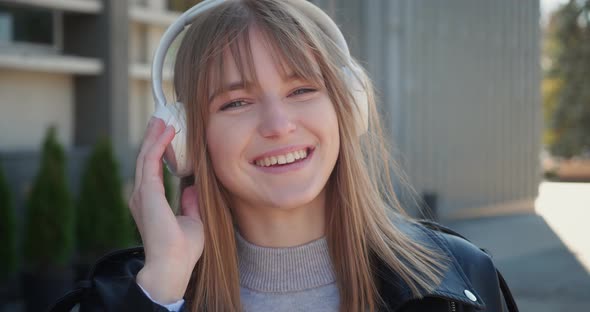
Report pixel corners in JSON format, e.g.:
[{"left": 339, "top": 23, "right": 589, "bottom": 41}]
[{"left": 375, "top": 216, "right": 486, "bottom": 311}]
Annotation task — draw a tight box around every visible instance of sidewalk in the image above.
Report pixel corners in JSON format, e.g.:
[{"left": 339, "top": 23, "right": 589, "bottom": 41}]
[{"left": 447, "top": 182, "right": 590, "bottom": 311}]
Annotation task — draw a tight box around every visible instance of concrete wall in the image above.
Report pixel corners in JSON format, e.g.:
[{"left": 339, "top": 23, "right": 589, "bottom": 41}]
[
  {"left": 0, "top": 70, "right": 73, "bottom": 149},
  {"left": 314, "top": 0, "right": 542, "bottom": 220}
]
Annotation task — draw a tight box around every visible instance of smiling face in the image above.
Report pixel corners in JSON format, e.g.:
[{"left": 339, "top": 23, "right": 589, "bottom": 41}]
[{"left": 205, "top": 27, "right": 340, "bottom": 214}]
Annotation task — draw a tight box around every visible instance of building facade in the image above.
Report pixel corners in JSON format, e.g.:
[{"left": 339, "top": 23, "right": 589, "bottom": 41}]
[{"left": 0, "top": 0, "right": 541, "bottom": 220}]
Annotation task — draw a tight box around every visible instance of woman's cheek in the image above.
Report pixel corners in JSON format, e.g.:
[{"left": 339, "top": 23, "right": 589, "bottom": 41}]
[{"left": 207, "top": 115, "right": 252, "bottom": 175}]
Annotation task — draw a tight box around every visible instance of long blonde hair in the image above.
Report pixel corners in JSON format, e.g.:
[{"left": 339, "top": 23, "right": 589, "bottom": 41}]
[{"left": 172, "top": 1, "right": 448, "bottom": 311}]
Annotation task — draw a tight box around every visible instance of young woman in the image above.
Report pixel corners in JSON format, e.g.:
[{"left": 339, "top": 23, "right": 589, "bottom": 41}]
[{"left": 51, "top": 0, "right": 517, "bottom": 311}]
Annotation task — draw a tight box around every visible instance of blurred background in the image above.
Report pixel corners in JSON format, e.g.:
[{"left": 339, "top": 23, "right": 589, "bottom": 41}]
[{"left": 0, "top": 0, "right": 588, "bottom": 311}]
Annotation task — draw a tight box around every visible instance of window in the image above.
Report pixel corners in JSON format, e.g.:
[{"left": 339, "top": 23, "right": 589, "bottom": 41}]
[{"left": 0, "top": 4, "right": 61, "bottom": 52}]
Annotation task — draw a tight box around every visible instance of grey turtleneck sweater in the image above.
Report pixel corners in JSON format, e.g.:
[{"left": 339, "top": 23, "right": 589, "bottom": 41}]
[
  {"left": 141, "top": 232, "right": 340, "bottom": 311},
  {"left": 236, "top": 232, "right": 340, "bottom": 311}
]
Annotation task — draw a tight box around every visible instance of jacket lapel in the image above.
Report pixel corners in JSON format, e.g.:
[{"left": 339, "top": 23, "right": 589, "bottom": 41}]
[{"left": 375, "top": 217, "right": 486, "bottom": 311}]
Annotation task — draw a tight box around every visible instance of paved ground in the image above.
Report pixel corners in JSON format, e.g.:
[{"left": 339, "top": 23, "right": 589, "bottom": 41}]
[{"left": 447, "top": 181, "right": 590, "bottom": 311}]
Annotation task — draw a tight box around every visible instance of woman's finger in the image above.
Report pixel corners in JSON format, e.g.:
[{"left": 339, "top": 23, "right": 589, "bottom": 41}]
[
  {"left": 141, "top": 124, "right": 176, "bottom": 184},
  {"left": 134, "top": 118, "right": 167, "bottom": 189},
  {"left": 181, "top": 185, "right": 201, "bottom": 220}
]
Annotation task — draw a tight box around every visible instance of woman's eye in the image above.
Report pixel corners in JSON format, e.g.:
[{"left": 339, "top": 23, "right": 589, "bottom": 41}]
[
  {"left": 221, "top": 100, "right": 248, "bottom": 111},
  {"left": 290, "top": 88, "right": 316, "bottom": 97}
]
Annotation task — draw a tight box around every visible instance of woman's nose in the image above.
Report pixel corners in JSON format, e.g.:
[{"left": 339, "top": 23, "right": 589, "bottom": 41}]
[{"left": 258, "top": 99, "right": 296, "bottom": 139}]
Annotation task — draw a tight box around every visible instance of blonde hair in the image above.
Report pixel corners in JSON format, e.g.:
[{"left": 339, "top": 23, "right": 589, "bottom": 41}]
[{"left": 172, "top": 1, "right": 448, "bottom": 311}]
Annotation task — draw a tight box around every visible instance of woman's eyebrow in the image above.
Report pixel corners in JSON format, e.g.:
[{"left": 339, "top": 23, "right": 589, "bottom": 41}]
[
  {"left": 208, "top": 81, "right": 249, "bottom": 103},
  {"left": 208, "top": 73, "right": 315, "bottom": 103},
  {"left": 285, "top": 71, "right": 322, "bottom": 85}
]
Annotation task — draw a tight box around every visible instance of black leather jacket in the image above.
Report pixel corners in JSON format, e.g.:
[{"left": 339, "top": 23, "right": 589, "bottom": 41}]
[{"left": 50, "top": 220, "right": 518, "bottom": 312}]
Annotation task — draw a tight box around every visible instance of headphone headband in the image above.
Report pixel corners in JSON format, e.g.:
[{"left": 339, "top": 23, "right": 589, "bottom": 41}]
[{"left": 152, "top": 0, "right": 226, "bottom": 108}]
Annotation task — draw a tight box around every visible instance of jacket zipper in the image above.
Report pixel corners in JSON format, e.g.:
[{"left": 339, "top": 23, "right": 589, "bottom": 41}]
[{"left": 449, "top": 301, "right": 457, "bottom": 312}]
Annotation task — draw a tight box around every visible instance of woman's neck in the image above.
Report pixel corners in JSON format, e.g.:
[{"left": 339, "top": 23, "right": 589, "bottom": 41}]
[{"left": 233, "top": 188, "right": 327, "bottom": 247}]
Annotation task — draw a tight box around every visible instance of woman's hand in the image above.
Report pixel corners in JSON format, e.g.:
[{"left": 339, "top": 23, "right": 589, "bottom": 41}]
[{"left": 130, "top": 117, "right": 204, "bottom": 304}]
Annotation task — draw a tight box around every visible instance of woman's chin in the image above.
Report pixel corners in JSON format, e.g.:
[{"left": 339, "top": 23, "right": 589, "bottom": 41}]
[
  {"left": 238, "top": 189, "right": 324, "bottom": 211},
  {"left": 256, "top": 186, "right": 325, "bottom": 212}
]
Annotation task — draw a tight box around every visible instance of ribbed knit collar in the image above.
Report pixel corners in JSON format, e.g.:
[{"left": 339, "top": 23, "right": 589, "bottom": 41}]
[{"left": 236, "top": 231, "right": 336, "bottom": 293}]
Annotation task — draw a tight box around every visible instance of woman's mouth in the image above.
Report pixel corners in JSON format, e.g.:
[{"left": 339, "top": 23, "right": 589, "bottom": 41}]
[{"left": 254, "top": 147, "right": 312, "bottom": 167}]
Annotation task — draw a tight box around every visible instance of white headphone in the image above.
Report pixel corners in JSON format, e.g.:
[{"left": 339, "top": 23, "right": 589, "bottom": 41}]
[{"left": 151, "top": 0, "right": 369, "bottom": 177}]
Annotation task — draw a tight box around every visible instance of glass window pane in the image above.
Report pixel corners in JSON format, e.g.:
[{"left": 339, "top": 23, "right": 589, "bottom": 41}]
[{"left": 0, "top": 5, "right": 53, "bottom": 45}]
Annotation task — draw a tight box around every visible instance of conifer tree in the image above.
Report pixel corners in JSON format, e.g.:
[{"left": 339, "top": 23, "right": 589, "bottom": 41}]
[
  {"left": 543, "top": 0, "right": 590, "bottom": 157},
  {"left": 23, "top": 126, "right": 74, "bottom": 270},
  {"left": 76, "top": 138, "right": 134, "bottom": 261}
]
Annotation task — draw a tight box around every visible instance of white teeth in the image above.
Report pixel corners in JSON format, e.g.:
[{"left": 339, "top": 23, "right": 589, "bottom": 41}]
[
  {"left": 286, "top": 153, "right": 295, "bottom": 163},
  {"left": 277, "top": 155, "right": 287, "bottom": 165},
  {"left": 255, "top": 149, "right": 309, "bottom": 167}
]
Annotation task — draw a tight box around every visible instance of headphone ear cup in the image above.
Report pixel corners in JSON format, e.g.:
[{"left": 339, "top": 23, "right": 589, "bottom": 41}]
[
  {"left": 152, "top": 102, "right": 192, "bottom": 177},
  {"left": 342, "top": 64, "right": 369, "bottom": 135}
]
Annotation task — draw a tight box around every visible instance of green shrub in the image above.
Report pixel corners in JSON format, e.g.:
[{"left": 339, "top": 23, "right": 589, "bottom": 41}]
[
  {"left": 0, "top": 161, "right": 17, "bottom": 280},
  {"left": 76, "top": 138, "right": 134, "bottom": 261},
  {"left": 23, "top": 126, "right": 74, "bottom": 270}
]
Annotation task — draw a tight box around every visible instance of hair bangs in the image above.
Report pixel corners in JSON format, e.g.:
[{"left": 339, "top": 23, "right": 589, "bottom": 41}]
[
  {"left": 257, "top": 24, "right": 325, "bottom": 88},
  {"left": 203, "top": 17, "right": 258, "bottom": 105},
  {"left": 205, "top": 23, "right": 325, "bottom": 102}
]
